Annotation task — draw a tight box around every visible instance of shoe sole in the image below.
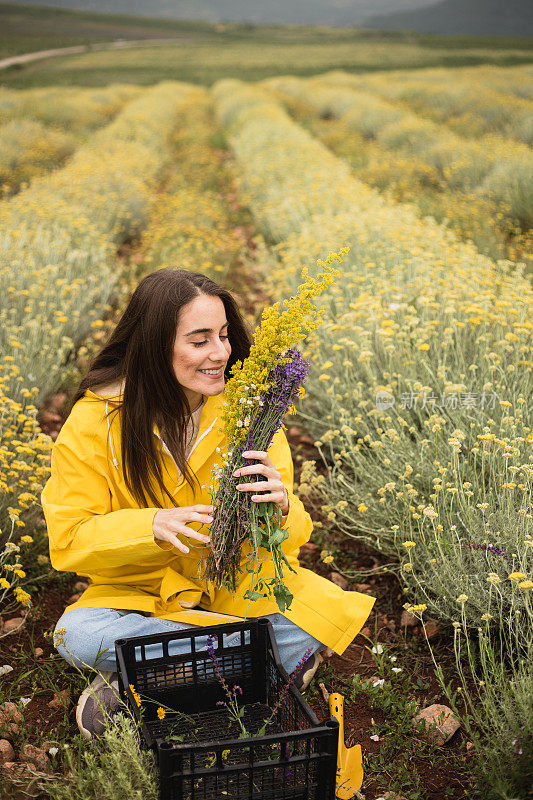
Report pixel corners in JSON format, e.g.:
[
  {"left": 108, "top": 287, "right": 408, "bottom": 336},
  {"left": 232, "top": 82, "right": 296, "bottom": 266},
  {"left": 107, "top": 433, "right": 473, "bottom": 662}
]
[
  {"left": 297, "top": 652, "right": 323, "bottom": 691},
  {"left": 76, "top": 672, "right": 117, "bottom": 741}
]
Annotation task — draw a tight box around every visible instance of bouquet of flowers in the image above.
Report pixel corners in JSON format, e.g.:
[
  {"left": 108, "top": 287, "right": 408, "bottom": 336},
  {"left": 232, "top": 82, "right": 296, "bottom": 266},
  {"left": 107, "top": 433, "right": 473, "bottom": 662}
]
[{"left": 202, "top": 248, "right": 347, "bottom": 613}]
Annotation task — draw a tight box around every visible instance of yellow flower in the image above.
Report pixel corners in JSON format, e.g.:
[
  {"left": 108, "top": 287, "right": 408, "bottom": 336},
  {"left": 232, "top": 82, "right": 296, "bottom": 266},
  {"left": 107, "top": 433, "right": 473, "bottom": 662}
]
[
  {"left": 358, "top": 503, "right": 368, "bottom": 513},
  {"left": 518, "top": 580, "right": 533, "bottom": 590},
  {"left": 481, "top": 613, "right": 493, "bottom": 621},
  {"left": 407, "top": 603, "right": 427, "bottom": 613},
  {"left": 456, "top": 594, "right": 468, "bottom": 604},
  {"left": 402, "top": 563, "right": 413, "bottom": 572},
  {"left": 0, "top": 578, "right": 10, "bottom": 589},
  {"left": 508, "top": 572, "right": 527, "bottom": 581},
  {"left": 221, "top": 253, "right": 342, "bottom": 447},
  {"left": 157, "top": 707, "right": 166, "bottom": 720},
  {"left": 418, "top": 343, "right": 430, "bottom": 351},
  {"left": 19, "top": 535, "right": 33, "bottom": 544},
  {"left": 14, "top": 569, "right": 26, "bottom": 579},
  {"left": 402, "top": 541, "right": 416, "bottom": 548},
  {"left": 14, "top": 587, "right": 31, "bottom": 604}
]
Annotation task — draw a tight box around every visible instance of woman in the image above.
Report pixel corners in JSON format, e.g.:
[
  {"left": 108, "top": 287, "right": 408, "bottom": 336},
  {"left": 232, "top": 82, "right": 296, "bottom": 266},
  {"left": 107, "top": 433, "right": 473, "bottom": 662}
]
[{"left": 42, "top": 268, "right": 375, "bottom": 741}]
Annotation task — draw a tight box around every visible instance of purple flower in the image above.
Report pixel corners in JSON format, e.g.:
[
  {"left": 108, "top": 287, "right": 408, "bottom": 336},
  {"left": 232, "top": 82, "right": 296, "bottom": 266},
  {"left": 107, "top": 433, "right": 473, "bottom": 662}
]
[{"left": 462, "top": 542, "right": 508, "bottom": 559}]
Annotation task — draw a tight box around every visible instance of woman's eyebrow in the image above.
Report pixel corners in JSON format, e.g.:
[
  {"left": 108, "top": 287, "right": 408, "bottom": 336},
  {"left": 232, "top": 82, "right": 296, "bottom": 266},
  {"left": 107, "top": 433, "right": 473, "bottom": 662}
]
[{"left": 185, "top": 321, "right": 229, "bottom": 337}]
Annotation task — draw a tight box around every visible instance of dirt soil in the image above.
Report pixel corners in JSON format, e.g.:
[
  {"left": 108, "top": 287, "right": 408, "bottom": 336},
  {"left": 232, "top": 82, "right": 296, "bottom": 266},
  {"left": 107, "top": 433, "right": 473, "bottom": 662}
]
[{"left": 0, "top": 414, "right": 475, "bottom": 799}]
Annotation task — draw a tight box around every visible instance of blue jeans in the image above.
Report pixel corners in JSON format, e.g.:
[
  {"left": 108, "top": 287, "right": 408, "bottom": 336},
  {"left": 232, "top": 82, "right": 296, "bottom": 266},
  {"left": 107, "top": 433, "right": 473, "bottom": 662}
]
[{"left": 54, "top": 607, "right": 324, "bottom": 676}]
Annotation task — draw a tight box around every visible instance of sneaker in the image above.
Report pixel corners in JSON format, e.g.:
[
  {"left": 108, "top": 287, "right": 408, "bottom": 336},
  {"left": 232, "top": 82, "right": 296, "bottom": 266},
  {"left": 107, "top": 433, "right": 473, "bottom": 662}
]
[
  {"left": 293, "top": 651, "right": 323, "bottom": 692},
  {"left": 76, "top": 670, "right": 122, "bottom": 741}
]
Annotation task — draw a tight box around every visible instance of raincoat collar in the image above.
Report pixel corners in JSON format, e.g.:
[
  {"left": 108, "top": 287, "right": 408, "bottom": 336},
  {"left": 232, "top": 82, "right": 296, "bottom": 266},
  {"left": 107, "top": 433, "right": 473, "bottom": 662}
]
[{"left": 84, "top": 385, "right": 228, "bottom": 477}]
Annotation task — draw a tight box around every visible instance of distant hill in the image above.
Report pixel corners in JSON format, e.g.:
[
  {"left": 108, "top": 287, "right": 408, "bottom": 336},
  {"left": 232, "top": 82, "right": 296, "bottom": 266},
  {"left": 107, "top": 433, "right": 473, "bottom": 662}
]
[
  {"left": 361, "top": 0, "right": 533, "bottom": 36},
  {"left": 4, "top": 0, "right": 436, "bottom": 27}
]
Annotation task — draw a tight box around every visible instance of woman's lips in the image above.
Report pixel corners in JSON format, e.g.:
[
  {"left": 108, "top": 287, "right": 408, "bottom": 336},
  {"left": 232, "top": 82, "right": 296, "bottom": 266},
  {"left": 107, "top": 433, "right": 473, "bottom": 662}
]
[{"left": 198, "top": 367, "right": 225, "bottom": 379}]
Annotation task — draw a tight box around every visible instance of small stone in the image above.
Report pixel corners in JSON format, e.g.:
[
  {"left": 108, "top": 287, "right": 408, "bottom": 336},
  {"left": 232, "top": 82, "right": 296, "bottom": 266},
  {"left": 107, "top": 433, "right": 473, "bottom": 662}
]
[
  {"left": 47, "top": 689, "right": 70, "bottom": 709},
  {"left": 19, "top": 743, "right": 52, "bottom": 774},
  {"left": 39, "top": 410, "right": 61, "bottom": 426},
  {"left": 34, "top": 647, "right": 44, "bottom": 658},
  {"left": 2, "top": 761, "right": 37, "bottom": 774},
  {"left": 360, "top": 627, "right": 371, "bottom": 637},
  {"left": 354, "top": 583, "right": 371, "bottom": 593},
  {"left": 3, "top": 617, "right": 25, "bottom": 634},
  {"left": 298, "top": 542, "right": 319, "bottom": 557},
  {"left": 66, "top": 593, "right": 81, "bottom": 605},
  {"left": 423, "top": 619, "right": 440, "bottom": 639},
  {"left": 287, "top": 426, "right": 303, "bottom": 438},
  {"left": 412, "top": 704, "right": 460, "bottom": 746},
  {"left": 41, "top": 740, "right": 59, "bottom": 752},
  {"left": 73, "top": 581, "right": 88, "bottom": 593},
  {"left": 0, "top": 703, "right": 23, "bottom": 726},
  {"left": 383, "top": 793, "right": 406, "bottom": 800},
  {"left": 400, "top": 610, "right": 418, "bottom": 628},
  {"left": 329, "top": 572, "right": 350, "bottom": 590},
  {"left": 48, "top": 392, "right": 67, "bottom": 411},
  {"left": 0, "top": 739, "right": 15, "bottom": 764},
  {"left": 298, "top": 434, "right": 315, "bottom": 445}
]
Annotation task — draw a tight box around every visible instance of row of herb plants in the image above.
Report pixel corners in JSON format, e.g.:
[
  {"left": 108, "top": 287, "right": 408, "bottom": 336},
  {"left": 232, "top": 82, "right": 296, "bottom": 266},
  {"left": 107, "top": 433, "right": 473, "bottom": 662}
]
[{"left": 212, "top": 78, "right": 532, "bottom": 798}]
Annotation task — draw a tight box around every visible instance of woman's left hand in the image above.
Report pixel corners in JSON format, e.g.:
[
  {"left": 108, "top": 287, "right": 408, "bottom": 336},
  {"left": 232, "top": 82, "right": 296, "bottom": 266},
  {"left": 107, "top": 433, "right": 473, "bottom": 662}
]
[{"left": 233, "top": 450, "right": 289, "bottom": 516}]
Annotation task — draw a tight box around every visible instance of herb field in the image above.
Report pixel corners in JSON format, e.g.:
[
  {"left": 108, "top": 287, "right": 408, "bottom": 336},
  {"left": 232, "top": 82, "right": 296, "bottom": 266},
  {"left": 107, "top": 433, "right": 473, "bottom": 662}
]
[{"left": 0, "top": 61, "right": 531, "bottom": 800}]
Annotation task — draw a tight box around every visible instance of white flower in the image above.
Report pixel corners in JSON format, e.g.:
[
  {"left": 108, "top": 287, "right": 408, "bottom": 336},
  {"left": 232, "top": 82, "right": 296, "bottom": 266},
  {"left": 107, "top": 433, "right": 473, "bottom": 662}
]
[
  {"left": 371, "top": 644, "right": 383, "bottom": 655},
  {"left": 370, "top": 734, "right": 380, "bottom": 741},
  {"left": 372, "top": 678, "right": 385, "bottom": 688},
  {"left": 389, "top": 655, "right": 397, "bottom": 662},
  {"left": 0, "top": 665, "right": 13, "bottom": 676},
  {"left": 391, "top": 667, "right": 402, "bottom": 673},
  {"left": 20, "top": 697, "right": 32, "bottom": 706},
  {"left": 48, "top": 747, "right": 59, "bottom": 756}
]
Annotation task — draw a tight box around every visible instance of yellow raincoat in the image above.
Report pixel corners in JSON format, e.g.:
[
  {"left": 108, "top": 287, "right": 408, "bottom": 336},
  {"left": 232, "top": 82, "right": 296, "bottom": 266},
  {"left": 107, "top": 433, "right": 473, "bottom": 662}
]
[{"left": 41, "top": 387, "right": 375, "bottom": 656}]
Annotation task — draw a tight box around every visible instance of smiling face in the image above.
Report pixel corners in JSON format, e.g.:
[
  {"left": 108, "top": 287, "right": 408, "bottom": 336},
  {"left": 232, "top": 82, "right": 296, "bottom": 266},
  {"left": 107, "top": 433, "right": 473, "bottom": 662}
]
[{"left": 172, "top": 293, "right": 231, "bottom": 409}]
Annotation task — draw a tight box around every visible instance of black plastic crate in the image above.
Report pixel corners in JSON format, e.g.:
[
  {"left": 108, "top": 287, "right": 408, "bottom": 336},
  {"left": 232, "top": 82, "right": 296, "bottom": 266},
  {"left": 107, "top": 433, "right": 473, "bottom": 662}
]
[{"left": 115, "top": 617, "right": 338, "bottom": 800}]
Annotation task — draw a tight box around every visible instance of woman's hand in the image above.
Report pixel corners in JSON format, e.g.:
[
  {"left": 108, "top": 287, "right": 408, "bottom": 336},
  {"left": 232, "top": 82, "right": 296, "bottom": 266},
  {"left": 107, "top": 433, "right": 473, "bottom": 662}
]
[
  {"left": 153, "top": 505, "right": 213, "bottom": 554},
  {"left": 233, "top": 451, "right": 289, "bottom": 517}
]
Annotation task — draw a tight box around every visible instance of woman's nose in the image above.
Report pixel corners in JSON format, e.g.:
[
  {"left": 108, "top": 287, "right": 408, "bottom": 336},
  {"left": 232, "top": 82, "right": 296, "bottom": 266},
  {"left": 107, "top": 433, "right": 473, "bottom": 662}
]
[{"left": 211, "top": 338, "right": 229, "bottom": 361}]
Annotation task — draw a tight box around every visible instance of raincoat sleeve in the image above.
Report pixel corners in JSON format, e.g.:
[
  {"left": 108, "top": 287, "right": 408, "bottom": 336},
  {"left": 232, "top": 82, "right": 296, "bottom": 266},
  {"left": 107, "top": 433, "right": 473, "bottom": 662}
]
[
  {"left": 267, "top": 427, "right": 313, "bottom": 557},
  {"left": 41, "top": 416, "right": 163, "bottom": 574}
]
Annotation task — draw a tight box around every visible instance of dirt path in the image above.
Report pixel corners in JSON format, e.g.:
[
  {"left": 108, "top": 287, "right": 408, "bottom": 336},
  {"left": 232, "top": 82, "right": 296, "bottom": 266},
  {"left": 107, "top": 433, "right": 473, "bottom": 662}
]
[{"left": 0, "top": 38, "right": 187, "bottom": 70}]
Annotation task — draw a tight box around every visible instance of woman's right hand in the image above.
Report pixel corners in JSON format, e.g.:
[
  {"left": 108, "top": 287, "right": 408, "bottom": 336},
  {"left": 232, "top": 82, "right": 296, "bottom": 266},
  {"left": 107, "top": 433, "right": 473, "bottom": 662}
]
[{"left": 152, "top": 505, "right": 214, "bottom": 554}]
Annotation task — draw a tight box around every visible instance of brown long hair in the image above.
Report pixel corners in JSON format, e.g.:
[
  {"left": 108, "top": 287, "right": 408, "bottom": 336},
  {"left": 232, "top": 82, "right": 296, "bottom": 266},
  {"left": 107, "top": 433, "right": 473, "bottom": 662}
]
[{"left": 70, "top": 269, "right": 252, "bottom": 508}]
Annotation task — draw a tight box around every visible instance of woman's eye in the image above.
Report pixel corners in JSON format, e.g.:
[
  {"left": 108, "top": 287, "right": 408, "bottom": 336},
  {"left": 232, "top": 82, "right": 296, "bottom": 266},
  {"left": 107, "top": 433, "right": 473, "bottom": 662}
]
[{"left": 193, "top": 335, "right": 229, "bottom": 348}]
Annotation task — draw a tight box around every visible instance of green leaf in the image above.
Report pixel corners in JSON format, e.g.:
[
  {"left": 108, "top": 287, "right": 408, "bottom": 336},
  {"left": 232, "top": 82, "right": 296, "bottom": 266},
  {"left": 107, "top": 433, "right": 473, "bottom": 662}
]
[{"left": 244, "top": 589, "right": 264, "bottom": 601}]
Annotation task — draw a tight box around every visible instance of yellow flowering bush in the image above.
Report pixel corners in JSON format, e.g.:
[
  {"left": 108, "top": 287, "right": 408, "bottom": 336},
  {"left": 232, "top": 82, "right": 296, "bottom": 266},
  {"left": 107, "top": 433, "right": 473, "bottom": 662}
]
[
  {"left": 141, "top": 87, "right": 249, "bottom": 287},
  {"left": 268, "top": 74, "right": 533, "bottom": 233},
  {"left": 0, "top": 84, "right": 141, "bottom": 194},
  {"left": 213, "top": 77, "right": 532, "bottom": 791},
  {"left": 0, "top": 81, "right": 193, "bottom": 404}
]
